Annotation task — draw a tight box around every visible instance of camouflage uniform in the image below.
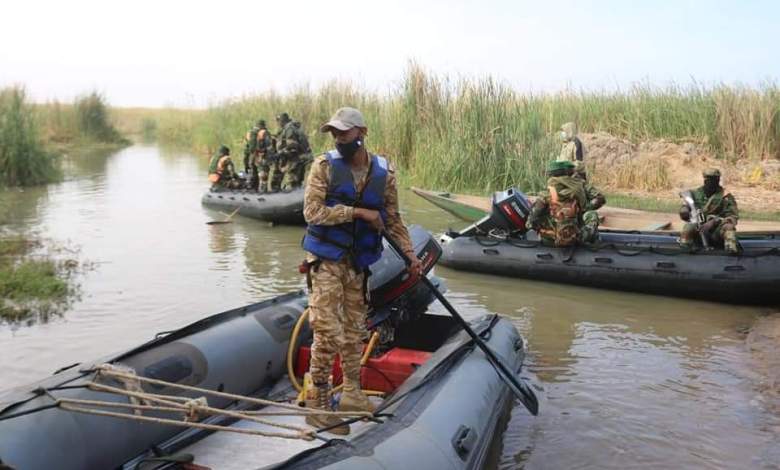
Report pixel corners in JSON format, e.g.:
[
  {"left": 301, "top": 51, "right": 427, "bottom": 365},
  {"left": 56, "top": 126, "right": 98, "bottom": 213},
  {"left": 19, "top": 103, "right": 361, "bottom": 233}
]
[
  {"left": 276, "top": 117, "right": 311, "bottom": 190},
  {"left": 243, "top": 123, "right": 261, "bottom": 190},
  {"left": 528, "top": 161, "right": 605, "bottom": 246},
  {"left": 557, "top": 122, "right": 586, "bottom": 179},
  {"left": 252, "top": 125, "right": 276, "bottom": 192},
  {"left": 208, "top": 146, "right": 239, "bottom": 190},
  {"left": 304, "top": 152, "right": 413, "bottom": 431},
  {"left": 679, "top": 169, "right": 739, "bottom": 253}
]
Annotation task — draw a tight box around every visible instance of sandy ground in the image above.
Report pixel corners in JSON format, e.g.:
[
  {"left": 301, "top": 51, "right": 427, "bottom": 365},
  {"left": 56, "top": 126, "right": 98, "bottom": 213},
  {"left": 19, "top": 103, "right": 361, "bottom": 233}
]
[{"left": 582, "top": 132, "right": 780, "bottom": 213}]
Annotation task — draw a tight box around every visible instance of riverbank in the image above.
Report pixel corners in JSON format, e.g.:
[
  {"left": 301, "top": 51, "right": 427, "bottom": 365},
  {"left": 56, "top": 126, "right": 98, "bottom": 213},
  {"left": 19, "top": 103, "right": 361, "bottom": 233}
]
[{"left": 0, "top": 235, "right": 80, "bottom": 324}]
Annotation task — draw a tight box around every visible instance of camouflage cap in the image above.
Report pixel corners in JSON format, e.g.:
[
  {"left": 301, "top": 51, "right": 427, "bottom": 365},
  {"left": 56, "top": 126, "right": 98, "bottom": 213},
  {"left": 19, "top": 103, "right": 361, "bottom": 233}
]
[
  {"left": 703, "top": 168, "right": 721, "bottom": 178},
  {"left": 256, "top": 119, "right": 266, "bottom": 127},
  {"left": 320, "top": 107, "right": 366, "bottom": 133},
  {"left": 219, "top": 145, "right": 230, "bottom": 155},
  {"left": 548, "top": 160, "right": 575, "bottom": 172}
]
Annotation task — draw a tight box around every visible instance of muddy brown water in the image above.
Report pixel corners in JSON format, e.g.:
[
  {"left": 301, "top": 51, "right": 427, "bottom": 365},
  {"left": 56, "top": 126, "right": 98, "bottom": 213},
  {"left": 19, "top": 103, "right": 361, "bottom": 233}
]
[{"left": 1, "top": 145, "right": 778, "bottom": 469}]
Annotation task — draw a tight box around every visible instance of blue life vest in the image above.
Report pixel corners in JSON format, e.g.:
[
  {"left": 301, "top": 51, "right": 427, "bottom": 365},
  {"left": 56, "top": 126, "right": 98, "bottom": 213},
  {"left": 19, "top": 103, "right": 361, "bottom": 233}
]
[{"left": 303, "top": 150, "right": 388, "bottom": 269}]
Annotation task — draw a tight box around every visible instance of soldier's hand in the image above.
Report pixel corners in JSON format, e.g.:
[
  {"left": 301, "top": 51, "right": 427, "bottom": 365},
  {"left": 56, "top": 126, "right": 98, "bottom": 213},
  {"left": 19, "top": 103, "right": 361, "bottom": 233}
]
[
  {"left": 407, "top": 255, "right": 423, "bottom": 280},
  {"left": 354, "top": 208, "right": 384, "bottom": 232},
  {"left": 700, "top": 218, "right": 718, "bottom": 233},
  {"left": 679, "top": 208, "right": 691, "bottom": 222}
]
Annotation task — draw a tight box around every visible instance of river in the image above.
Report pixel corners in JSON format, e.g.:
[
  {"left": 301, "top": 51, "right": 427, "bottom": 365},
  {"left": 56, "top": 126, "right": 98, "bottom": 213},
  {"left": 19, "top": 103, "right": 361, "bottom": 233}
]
[{"left": 1, "top": 145, "right": 778, "bottom": 469}]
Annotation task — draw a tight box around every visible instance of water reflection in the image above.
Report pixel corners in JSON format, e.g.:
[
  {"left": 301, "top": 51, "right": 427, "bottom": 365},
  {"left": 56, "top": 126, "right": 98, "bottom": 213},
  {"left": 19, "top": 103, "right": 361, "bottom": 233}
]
[{"left": 0, "top": 145, "right": 777, "bottom": 469}]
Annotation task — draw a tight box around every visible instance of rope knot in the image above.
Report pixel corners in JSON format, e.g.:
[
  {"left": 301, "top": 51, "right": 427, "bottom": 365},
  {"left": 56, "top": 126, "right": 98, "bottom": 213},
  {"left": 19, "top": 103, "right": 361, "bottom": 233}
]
[{"left": 183, "top": 396, "right": 209, "bottom": 422}]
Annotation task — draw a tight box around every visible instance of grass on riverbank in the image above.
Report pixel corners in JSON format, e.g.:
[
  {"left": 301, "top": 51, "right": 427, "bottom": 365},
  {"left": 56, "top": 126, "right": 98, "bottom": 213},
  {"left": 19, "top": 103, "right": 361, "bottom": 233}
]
[
  {"left": 152, "top": 64, "right": 780, "bottom": 194},
  {"left": 0, "top": 235, "right": 78, "bottom": 323},
  {"left": 604, "top": 193, "right": 780, "bottom": 221},
  {"left": 0, "top": 87, "right": 61, "bottom": 186}
]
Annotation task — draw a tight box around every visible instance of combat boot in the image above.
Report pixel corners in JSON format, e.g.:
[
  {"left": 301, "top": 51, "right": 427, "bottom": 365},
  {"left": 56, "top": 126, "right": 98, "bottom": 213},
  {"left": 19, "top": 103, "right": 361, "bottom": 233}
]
[
  {"left": 724, "top": 230, "right": 739, "bottom": 255},
  {"left": 304, "top": 385, "right": 350, "bottom": 435},
  {"left": 339, "top": 375, "right": 375, "bottom": 414}
]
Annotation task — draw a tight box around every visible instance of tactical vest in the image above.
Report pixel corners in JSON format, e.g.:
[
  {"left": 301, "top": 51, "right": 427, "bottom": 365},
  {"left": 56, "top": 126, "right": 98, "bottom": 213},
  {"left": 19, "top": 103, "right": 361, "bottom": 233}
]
[
  {"left": 545, "top": 186, "right": 580, "bottom": 246},
  {"left": 302, "top": 151, "right": 389, "bottom": 269},
  {"left": 208, "top": 155, "right": 231, "bottom": 183},
  {"left": 246, "top": 127, "right": 260, "bottom": 153}
]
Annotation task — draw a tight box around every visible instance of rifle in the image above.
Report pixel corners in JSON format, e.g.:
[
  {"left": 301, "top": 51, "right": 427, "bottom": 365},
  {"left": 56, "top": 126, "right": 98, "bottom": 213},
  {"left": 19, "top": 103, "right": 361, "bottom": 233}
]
[{"left": 679, "top": 190, "right": 710, "bottom": 249}]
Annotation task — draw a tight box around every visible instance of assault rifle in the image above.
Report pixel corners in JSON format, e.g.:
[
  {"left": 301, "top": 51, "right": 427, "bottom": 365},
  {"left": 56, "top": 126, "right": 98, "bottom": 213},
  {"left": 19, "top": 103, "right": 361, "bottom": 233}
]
[{"left": 679, "top": 190, "right": 710, "bottom": 249}]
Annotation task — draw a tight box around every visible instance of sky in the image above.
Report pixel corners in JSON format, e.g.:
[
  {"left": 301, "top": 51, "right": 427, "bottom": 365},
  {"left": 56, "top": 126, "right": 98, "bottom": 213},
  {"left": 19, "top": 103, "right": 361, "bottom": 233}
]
[{"left": 0, "top": 0, "right": 777, "bottom": 108}]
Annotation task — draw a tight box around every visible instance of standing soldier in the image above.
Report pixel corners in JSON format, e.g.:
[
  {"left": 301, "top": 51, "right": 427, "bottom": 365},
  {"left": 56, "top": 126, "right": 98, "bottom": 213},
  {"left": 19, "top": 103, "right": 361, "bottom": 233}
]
[
  {"left": 527, "top": 160, "right": 605, "bottom": 246},
  {"left": 301, "top": 107, "right": 422, "bottom": 435},
  {"left": 275, "top": 112, "right": 311, "bottom": 190},
  {"left": 557, "top": 122, "right": 586, "bottom": 179},
  {"left": 678, "top": 168, "right": 739, "bottom": 254},
  {"left": 251, "top": 120, "right": 276, "bottom": 193},
  {"left": 208, "top": 145, "right": 239, "bottom": 189},
  {"left": 243, "top": 120, "right": 262, "bottom": 190}
]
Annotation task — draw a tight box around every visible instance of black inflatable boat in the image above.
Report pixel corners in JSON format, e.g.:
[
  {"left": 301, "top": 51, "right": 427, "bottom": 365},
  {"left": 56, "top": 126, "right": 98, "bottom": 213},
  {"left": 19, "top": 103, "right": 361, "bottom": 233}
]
[
  {"left": 438, "top": 188, "right": 780, "bottom": 305},
  {"left": 201, "top": 188, "right": 305, "bottom": 225},
  {"left": 0, "top": 226, "right": 531, "bottom": 470}
]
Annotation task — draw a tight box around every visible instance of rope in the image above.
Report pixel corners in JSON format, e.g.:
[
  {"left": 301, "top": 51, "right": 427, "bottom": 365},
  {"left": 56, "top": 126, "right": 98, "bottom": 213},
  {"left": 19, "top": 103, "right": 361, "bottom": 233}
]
[{"left": 39, "top": 362, "right": 382, "bottom": 442}]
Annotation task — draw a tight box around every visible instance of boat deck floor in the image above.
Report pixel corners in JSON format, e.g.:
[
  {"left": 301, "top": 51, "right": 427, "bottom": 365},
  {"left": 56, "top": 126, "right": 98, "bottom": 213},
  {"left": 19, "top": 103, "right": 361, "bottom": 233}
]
[{"left": 183, "top": 378, "right": 381, "bottom": 469}]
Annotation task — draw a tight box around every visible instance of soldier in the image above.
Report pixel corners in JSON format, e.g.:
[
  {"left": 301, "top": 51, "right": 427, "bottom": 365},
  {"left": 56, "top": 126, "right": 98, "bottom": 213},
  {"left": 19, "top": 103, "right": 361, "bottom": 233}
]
[
  {"left": 678, "top": 168, "right": 739, "bottom": 254},
  {"left": 250, "top": 120, "right": 276, "bottom": 193},
  {"left": 527, "top": 160, "right": 605, "bottom": 246},
  {"left": 243, "top": 120, "right": 262, "bottom": 190},
  {"left": 557, "top": 122, "right": 586, "bottom": 179},
  {"left": 207, "top": 145, "right": 239, "bottom": 190},
  {"left": 275, "top": 112, "right": 312, "bottom": 190},
  {"left": 301, "top": 107, "right": 422, "bottom": 435}
]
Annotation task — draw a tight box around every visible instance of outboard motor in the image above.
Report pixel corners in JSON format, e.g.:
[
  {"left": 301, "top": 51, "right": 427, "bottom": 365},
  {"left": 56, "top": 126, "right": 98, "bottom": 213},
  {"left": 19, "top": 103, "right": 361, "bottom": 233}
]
[
  {"left": 366, "top": 225, "right": 444, "bottom": 346},
  {"left": 456, "top": 187, "right": 532, "bottom": 237}
]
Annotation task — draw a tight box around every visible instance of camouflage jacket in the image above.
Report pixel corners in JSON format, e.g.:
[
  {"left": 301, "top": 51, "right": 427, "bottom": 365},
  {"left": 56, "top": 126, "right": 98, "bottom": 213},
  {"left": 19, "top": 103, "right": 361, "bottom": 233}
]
[
  {"left": 528, "top": 175, "right": 604, "bottom": 226},
  {"left": 303, "top": 153, "right": 414, "bottom": 259},
  {"left": 277, "top": 121, "right": 308, "bottom": 157},
  {"left": 680, "top": 186, "right": 739, "bottom": 225},
  {"left": 245, "top": 126, "right": 261, "bottom": 153}
]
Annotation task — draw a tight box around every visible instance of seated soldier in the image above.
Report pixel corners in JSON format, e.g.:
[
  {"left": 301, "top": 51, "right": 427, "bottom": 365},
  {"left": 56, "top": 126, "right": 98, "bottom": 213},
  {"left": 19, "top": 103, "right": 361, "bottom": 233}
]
[
  {"left": 678, "top": 168, "right": 739, "bottom": 254},
  {"left": 208, "top": 145, "right": 240, "bottom": 190},
  {"left": 527, "top": 160, "right": 606, "bottom": 246}
]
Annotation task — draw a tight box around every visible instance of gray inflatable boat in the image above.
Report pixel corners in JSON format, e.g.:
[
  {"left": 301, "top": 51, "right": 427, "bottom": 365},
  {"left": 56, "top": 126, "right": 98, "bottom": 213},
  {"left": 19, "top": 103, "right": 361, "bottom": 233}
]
[
  {"left": 201, "top": 188, "right": 305, "bottom": 225},
  {"left": 0, "top": 226, "right": 531, "bottom": 470},
  {"left": 439, "top": 231, "right": 780, "bottom": 305}
]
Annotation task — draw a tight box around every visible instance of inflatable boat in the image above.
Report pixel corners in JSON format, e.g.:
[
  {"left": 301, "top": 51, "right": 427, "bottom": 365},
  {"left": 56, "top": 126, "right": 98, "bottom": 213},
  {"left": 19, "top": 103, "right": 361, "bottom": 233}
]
[
  {"left": 0, "top": 226, "right": 532, "bottom": 470},
  {"left": 436, "top": 190, "right": 780, "bottom": 305},
  {"left": 201, "top": 188, "right": 305, "bottom": 225}
]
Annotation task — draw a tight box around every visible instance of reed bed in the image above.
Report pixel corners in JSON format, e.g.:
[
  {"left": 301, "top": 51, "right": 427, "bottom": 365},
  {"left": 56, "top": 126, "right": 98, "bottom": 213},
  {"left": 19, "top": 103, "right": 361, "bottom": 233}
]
[
  {"left": 0, "top": 87, "right": 60, "bottom": 186},
  {"left": 152, "top": 65, "right": 780, "bottom": 194}
]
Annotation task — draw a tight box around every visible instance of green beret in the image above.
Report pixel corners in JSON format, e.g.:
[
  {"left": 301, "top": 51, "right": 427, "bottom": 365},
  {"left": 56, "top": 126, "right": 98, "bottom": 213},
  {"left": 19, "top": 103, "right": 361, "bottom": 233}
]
[
  {"left": 703, "top": 168, "right": 721, "bottom": 178},
  {"left": 548, "top": 160, "right": 576, "bottom": 172}
]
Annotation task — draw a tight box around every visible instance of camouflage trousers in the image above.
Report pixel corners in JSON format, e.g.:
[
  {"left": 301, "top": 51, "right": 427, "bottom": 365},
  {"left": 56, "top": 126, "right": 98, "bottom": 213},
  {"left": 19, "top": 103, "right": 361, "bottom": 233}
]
[
  {"left": 280, "top": 154, "right": 309, "bottom": 189},
  {"left": 256, "top": 154, "right": 281, "bottom": 192},
  {"left": 680, "top": 219, "right": 738, "bottom": 252},
  {"left": 536, "top": 210, "right": 600, "bottom": 246},
  {"left": 307, "top": 257, "right": 368, "bottom": 386}
]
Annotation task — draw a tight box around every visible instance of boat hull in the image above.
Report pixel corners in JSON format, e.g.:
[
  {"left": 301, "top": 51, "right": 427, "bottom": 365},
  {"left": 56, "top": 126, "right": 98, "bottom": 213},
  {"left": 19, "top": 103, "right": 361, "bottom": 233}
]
[
  {"left": 439, "top": 234, "right": 780, "bottom": 305},
  {"left": 201, "top": 188, "right": 305, "bottom": 225}
]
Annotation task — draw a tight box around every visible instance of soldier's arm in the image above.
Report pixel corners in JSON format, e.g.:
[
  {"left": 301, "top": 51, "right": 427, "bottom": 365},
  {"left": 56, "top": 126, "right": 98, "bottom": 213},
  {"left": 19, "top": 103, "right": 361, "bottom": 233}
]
[
  {"left": 303, "top": 156, "right": 354, "bottom": 225},
  {"left": 585, "top": 182, "right": 606, "bottom": 210},
  {"left": 383, "top": 165, "right": 415, "bottom": 257},
  {"left": 722, "top": 194, "right": 739, "bottom": 225},
  {"left": 527, "top": 196, "right": 549, "bottom": 229}
]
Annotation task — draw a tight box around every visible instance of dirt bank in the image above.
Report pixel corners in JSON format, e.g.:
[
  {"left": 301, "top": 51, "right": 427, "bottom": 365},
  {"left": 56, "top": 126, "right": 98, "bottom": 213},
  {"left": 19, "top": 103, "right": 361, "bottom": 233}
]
[{"left": 582, "top": 132, "right": 780, "bottom": 214}]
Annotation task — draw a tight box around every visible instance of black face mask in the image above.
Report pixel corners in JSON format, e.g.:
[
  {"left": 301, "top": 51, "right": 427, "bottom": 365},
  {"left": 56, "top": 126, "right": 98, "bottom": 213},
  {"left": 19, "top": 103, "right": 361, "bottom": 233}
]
[
  {"left": 336, "top": 136, "right": 363, "bottom": 161},
  {"left": 703, "top": 177, "right": 720, "bottom": 197}
]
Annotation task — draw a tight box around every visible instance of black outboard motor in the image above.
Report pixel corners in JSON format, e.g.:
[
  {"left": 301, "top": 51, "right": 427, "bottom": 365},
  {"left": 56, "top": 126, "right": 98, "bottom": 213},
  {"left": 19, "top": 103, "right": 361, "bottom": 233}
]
[
  {"left": 367, "top": 225, "right": 443, "bottom": 333},
  {"left": 456, "top": 187, "right": 532, "bottom": 237}
]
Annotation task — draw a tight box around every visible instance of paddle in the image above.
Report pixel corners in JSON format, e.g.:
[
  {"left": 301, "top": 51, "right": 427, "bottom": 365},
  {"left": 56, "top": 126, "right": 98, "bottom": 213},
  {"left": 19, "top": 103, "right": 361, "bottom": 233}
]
[
  {"left": 383, "top": 232, "right": 539, "bottom": 416},
  {"left": 206, "top": 207, "right": 240, "bottom": 225}
]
